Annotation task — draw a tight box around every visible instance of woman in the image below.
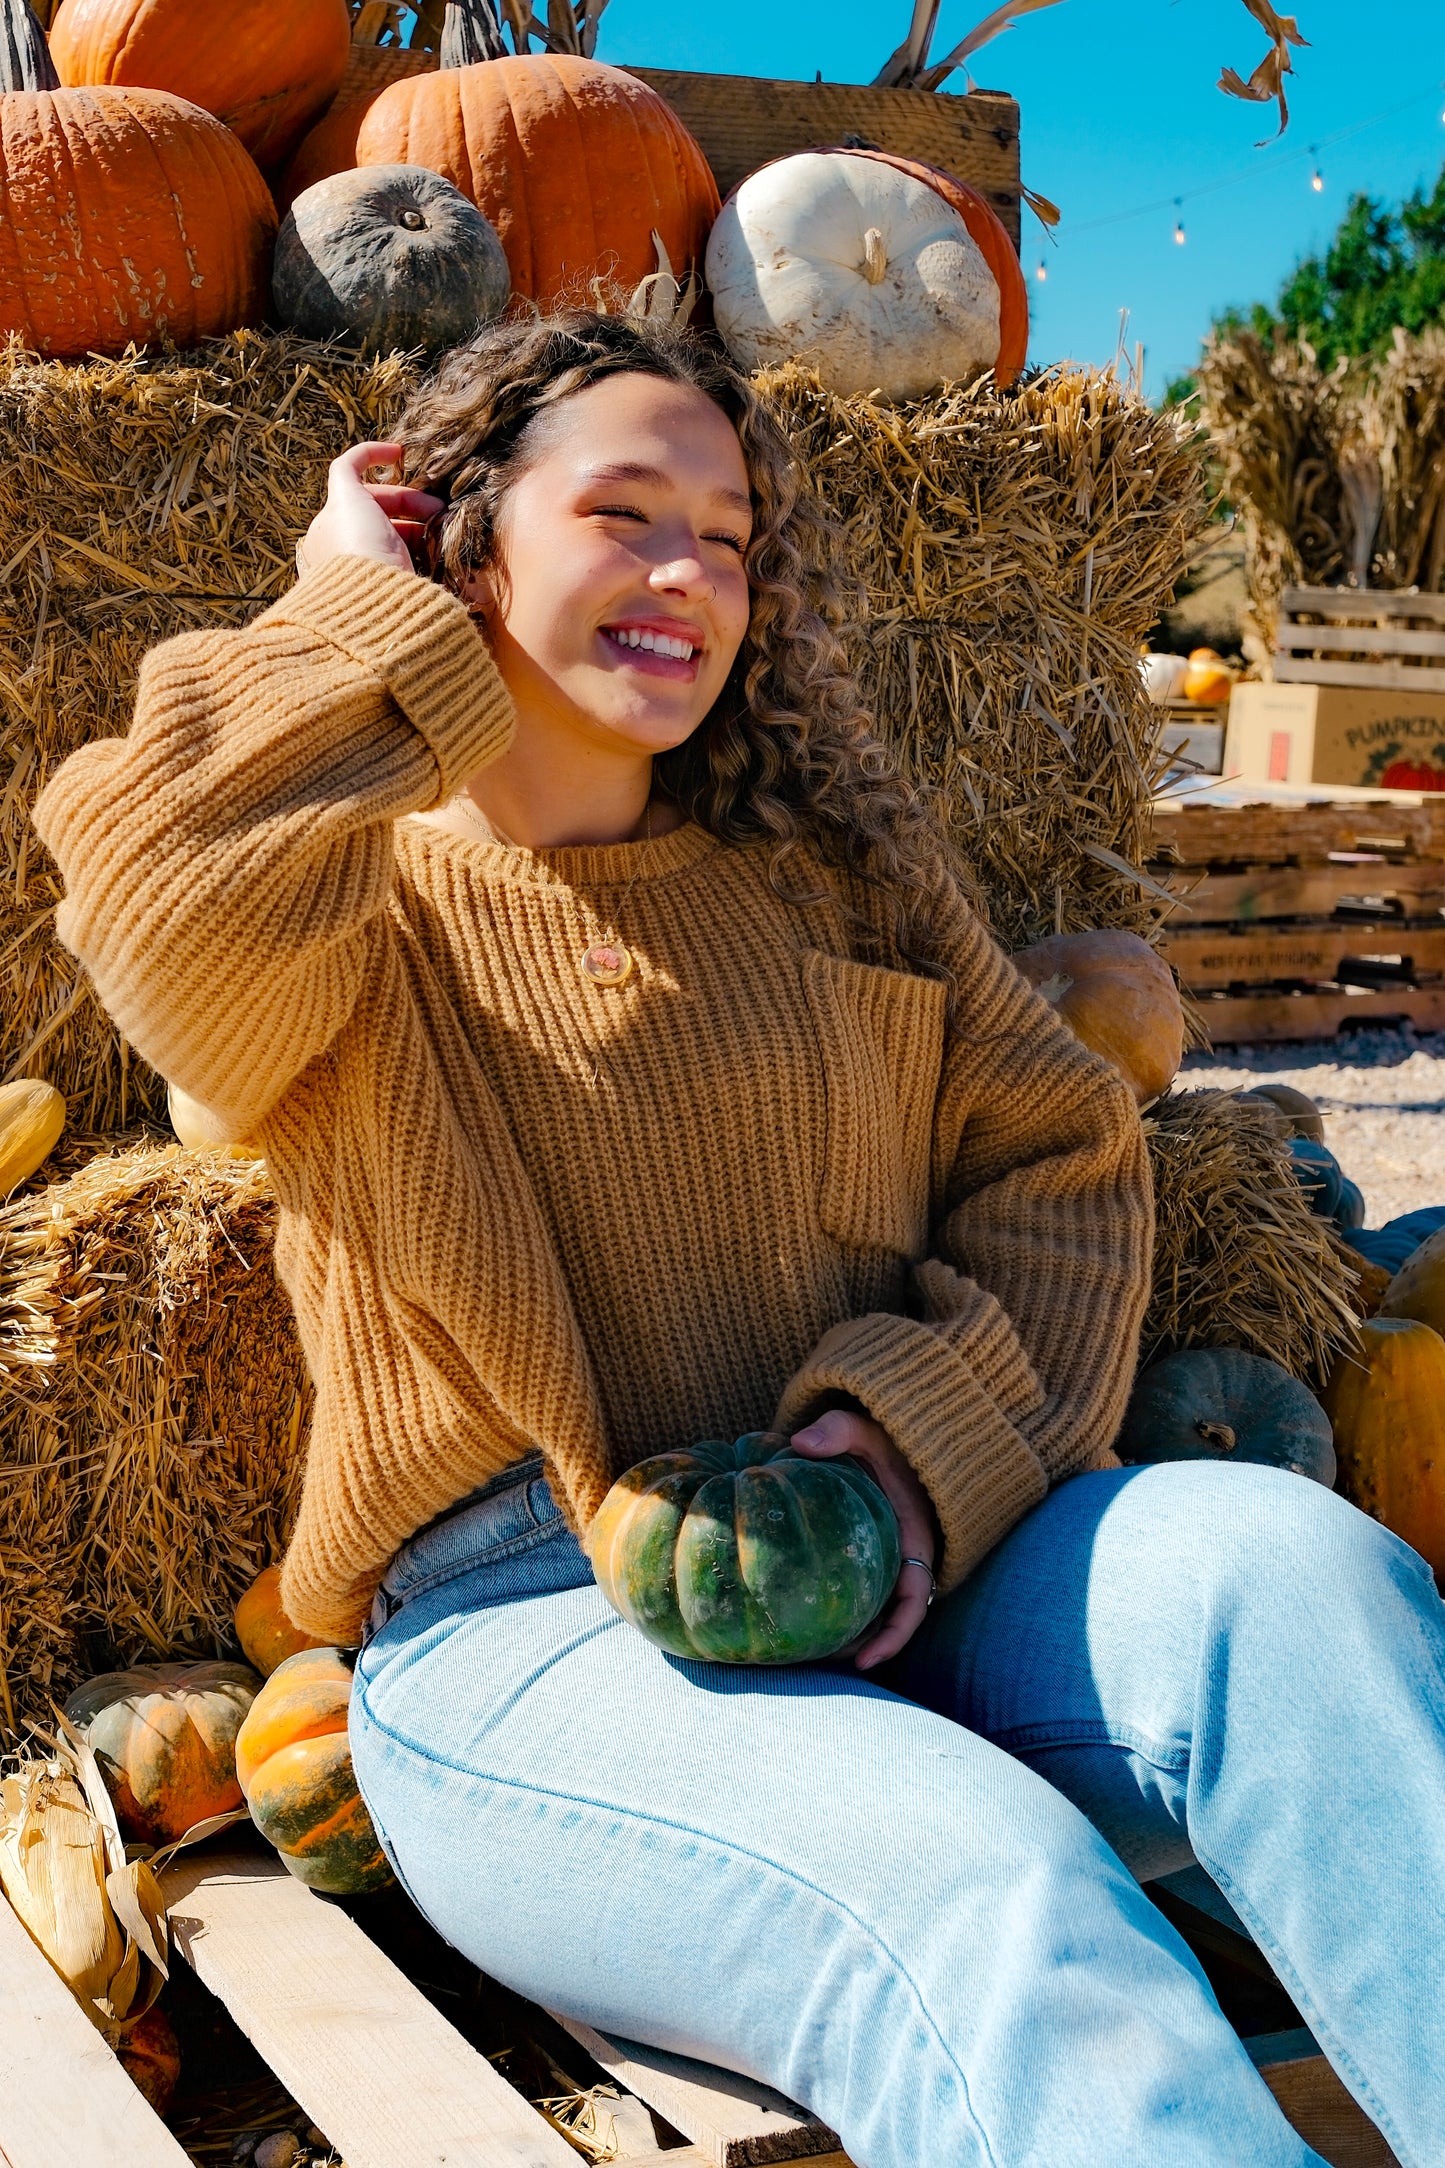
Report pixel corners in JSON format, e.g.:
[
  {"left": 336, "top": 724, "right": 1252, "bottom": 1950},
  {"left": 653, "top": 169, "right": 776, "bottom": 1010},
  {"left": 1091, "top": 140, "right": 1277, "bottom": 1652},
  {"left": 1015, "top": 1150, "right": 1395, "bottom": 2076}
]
[{"left": 33, "top": 313, "right": 1444, "bottom": 2168}]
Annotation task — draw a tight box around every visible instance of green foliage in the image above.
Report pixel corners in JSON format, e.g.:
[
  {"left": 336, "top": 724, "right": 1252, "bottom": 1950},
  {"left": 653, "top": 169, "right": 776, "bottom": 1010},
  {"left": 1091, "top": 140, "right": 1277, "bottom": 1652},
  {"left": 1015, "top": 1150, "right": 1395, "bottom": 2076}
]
[{"left": 1230, "top": 162, "right": 1445, "bottom": 370}]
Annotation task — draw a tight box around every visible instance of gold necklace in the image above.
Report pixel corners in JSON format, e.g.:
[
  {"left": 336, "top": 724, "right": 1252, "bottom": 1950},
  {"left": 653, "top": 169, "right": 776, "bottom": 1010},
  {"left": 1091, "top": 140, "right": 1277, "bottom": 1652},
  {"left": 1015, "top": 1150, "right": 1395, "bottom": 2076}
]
[{"left": 447, "top": 792, "right": 653, "bottom": 991}]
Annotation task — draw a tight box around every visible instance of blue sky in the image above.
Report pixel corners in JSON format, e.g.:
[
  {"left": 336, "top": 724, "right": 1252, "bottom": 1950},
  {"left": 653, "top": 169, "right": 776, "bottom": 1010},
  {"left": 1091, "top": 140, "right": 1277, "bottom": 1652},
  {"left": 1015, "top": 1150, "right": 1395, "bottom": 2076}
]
[{"left": 592, "top": 0, "right": 1445, "bottom": 399}]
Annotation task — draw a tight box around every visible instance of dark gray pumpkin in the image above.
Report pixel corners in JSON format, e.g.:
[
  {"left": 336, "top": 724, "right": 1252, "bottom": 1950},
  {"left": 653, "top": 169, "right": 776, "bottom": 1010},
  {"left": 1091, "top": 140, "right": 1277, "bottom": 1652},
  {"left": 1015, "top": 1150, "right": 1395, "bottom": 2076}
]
[
  {"left": 1118, "top": 1347, "right": 1336, "bottom": 1486},
  {"left": 272, "top": 164, "right": 509, "bottom": 355}
]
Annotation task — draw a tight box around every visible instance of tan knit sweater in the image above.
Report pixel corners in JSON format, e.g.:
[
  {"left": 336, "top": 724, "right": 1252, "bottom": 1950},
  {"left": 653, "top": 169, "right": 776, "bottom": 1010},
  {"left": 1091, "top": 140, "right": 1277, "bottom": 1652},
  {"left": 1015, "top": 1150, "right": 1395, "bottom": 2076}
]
[{"left": 32, "top": 556, "right": 1152, "bottom": 1644}]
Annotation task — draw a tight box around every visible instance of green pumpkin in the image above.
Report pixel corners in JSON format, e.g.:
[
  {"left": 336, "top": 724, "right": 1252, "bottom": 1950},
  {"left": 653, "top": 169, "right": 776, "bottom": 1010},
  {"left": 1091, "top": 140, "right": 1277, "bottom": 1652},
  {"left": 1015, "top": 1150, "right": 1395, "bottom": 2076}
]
[
  {"left": 590, "top": 1433, "right": 902, "bottom": 1664},
  {"left": 272, "top": 163, "right": 510, "bottom": 355},
  {"left": 1118, "top": 1348, "right": 1335, "bottom": 1486}
]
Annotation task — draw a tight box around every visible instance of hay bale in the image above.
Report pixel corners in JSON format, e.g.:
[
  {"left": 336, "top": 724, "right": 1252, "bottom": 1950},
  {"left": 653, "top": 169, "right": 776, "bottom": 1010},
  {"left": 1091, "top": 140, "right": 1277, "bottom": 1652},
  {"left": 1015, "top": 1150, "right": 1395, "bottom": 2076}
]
[
  {"left": 0, "top": 332, "right": 418, "bottom": 1134},
  {"left": 760, "top": 365, "right": 1205, "bottom": 948},
  {"left": 1144, "top": 1089, "right": 1358, "bottom": 1390},
  {"left": 0, "top": 1138, "right": 308, "bottom": 1749}
]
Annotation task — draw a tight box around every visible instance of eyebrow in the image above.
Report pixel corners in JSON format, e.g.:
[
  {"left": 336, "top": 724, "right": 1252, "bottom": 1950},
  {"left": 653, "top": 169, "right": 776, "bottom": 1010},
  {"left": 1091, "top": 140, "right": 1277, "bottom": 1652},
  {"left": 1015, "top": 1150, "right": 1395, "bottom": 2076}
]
[{"left": 579, "top": 461, "right": 753, "bottom": 517}]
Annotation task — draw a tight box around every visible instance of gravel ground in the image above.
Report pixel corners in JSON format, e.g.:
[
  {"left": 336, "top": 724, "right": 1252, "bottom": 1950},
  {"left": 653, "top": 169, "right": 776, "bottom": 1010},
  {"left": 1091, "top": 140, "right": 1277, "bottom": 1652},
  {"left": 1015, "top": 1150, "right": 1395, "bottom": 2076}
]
[{"left": 1182, "top": 1028, "right": 1445, "bottom": 1228}]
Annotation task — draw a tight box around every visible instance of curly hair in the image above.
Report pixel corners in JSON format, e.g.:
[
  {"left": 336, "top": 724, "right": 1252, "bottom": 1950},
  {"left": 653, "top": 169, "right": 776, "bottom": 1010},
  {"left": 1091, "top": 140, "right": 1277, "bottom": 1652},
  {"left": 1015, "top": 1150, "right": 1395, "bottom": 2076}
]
[{"left": 396, "top": 311, "right": 962, "bottom": 994}]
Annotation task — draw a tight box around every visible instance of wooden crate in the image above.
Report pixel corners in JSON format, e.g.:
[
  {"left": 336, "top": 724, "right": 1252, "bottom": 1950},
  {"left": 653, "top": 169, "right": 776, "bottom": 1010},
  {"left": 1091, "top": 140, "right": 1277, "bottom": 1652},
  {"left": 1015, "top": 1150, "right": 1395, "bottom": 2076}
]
[
  {"left": 1153, "top": 792, "right": 1445, "bottom": 1045},
  {"left": 623, "top": 71, "right": 1021, "bottom": 246},
  {"left": 1274, "top": 587, "right": 1445, "bottom": 694},
  {"left": 0, "top": 1850, "right": 1400, "bottom": 2168}
]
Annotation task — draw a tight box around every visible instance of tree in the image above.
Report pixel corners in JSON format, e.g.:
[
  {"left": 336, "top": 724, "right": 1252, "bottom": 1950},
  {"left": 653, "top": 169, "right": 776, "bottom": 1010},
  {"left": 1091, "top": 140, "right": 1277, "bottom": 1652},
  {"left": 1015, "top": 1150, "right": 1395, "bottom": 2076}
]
[{"left": 1219, "top": 162, "right": 1445, "bottom": 372}]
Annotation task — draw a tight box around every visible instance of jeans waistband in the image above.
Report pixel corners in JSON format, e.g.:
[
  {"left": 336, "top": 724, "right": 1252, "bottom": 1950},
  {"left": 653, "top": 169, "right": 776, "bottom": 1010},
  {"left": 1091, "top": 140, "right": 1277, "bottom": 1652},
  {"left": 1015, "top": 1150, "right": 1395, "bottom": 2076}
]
[{"left": 366, "top": 1454, "right": 591, "bottom": 1643}]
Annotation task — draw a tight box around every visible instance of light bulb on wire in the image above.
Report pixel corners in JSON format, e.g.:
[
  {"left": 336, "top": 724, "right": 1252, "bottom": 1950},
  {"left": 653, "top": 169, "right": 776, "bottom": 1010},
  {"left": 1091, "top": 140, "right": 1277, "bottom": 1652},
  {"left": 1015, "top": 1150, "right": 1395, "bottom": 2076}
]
[
  {"left": 1035, "top": 259, "right": 1047, "bottom": 282},
  {"left": 1173, "top": 199, "right": 1186, "bottom": 245},
  {"left": 1309, "top": 146, "right": 1324, "bottom": 192}
]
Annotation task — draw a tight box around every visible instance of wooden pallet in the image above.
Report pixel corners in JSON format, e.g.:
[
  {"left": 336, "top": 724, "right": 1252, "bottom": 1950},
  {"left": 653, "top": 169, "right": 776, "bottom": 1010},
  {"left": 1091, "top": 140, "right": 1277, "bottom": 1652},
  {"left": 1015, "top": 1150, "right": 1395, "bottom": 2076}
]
[
  {"left": 0, "top": 1852, "right": 1401, "bottom": 2168},
  {"left": 1275, "top": 587, "right": 1445, "bottom": 694},
  {"left": 1151, "top": 788, "right": 1445, "bottom": 1043}
]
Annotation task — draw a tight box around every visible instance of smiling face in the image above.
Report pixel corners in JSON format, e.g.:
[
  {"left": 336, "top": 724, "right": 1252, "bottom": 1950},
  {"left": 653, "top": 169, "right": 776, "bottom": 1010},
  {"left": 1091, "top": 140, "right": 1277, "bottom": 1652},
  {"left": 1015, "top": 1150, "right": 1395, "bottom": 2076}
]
[{"left": 465, "top": 371, "right": 755, "bottom": 763}]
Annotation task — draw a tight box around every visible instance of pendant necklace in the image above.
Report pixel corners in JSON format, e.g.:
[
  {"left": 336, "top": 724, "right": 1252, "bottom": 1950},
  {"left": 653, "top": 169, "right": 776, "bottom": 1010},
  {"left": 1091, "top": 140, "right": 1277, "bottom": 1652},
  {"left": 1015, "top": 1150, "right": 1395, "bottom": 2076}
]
[{"left": 446, "top": 791, "right": 652, "bottom": 991}]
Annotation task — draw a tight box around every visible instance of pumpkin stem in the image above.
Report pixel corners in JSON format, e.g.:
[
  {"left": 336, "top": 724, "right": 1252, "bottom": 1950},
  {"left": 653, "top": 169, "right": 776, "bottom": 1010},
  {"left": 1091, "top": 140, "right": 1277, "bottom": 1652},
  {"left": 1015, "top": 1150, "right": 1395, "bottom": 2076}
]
[
  {"left": 861, "top": 227, "right": 889, "bottom": 285},
  {"left": 1, "top": 0, "right": 59, "bottom": 92},
  {"left": 1196, "top": 1420, "right": 1238, "bottom": 1452},
  {"left": 439, "top": 0, "right": 507, "bottom": 65}
]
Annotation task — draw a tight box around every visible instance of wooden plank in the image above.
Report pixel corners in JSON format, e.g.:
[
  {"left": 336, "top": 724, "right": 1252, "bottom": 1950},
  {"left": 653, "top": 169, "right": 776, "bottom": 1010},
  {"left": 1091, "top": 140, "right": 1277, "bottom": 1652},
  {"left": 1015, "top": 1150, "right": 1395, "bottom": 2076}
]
[
  {"left": 0, "top": 1892, "right": 192, "bottom": 2168},
  {"left": 1161, "top": 920, "right": 1445, "bottom": 990},
  {"left": 1276, "top": 622, "right": 1445, "bottom": 657},
  {"left": 1196, "top": 981, "right": 1445, "bottom": 1045},
  {"left": 1283, "top": 586, "right": 1445, "bottom": 625},
  {"left": 160, "top": 1852, "right": 576, "bottom": 2168},
  {"left": 1247, "top": 2032, "right": 1399, "bottom": 2168},
  {"left": 1272, "top": 656, "right": 1445, "bottom": 692},
  {"left": 550, "top": 2012, "right": 844, "bottom": 2168},
  {"left": 1163, "top": 860, "right": 1445, "bottom": 924},
  {"left": 1149, "top": 799, "right": 1445, "bottom": 866},
  {"left": 624, "top": 70, "right": 1021, "bottom": 244}
]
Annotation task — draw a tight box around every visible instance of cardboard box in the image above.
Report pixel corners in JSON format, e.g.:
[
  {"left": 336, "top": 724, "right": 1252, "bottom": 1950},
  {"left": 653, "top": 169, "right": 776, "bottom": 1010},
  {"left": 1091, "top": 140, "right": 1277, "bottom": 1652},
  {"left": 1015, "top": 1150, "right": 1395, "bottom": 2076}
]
[{"left": 1225, "top": 680, "right": 1445, "bottom": 790}]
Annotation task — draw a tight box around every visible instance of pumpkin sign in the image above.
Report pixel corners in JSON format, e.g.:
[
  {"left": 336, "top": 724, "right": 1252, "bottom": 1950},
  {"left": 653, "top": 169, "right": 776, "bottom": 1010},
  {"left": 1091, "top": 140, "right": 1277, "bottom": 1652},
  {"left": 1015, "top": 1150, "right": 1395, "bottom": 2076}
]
[
  {"left": 63, "top": 1661, "right": 262, "bottom": 1845},
  {"left": 1011, "top": 929, "right": 1183, "bottom": 1105},
  {"left": 235, "top": 1648, "right": 393, "bottom": 1896},
  {"left": 705, "top": 147, "right": 1027, "bottom": 399},
  {"left": 590, "top": 1433, "right": 902, "bottom": 1664},
  {"left": 274, "top": 164, "right": 510, "bottom": 355},
  {"left": 49, "top": 0, "right": 350, "bottom": 169},
  {"left": 0, "top": 85, "right": 275, "bottom": 356},
  {"left": 356, "top": 54, "right": 718, "bottom": 308}
]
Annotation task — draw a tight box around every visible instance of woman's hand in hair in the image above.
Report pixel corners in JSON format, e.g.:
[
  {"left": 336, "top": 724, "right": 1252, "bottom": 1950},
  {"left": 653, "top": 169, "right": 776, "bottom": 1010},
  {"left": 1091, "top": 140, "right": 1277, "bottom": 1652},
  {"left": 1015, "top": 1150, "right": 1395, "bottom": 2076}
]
[
  {"left": 788, "top": 1409, "right": 940, "bottom": 1670},
  {"left": 296, "top": 441, "right": 444, "bottom": 580}
]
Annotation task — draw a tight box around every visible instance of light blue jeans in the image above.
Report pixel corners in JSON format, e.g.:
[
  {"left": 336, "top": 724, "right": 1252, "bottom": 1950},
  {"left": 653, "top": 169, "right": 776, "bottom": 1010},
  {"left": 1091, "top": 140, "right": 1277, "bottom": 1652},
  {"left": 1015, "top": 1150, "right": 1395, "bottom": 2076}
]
[{"left": 351, "top": 1457, "right": 1445, "bottom": 2168}]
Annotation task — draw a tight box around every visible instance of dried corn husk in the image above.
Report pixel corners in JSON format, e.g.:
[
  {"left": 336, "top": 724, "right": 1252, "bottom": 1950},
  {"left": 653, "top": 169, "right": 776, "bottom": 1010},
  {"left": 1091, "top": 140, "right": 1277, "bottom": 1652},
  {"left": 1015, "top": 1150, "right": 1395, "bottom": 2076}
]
[
  {"left": 0, "top": 1077, "right": 66, "bottom": 1192},
  {"left": 0, "top": 1712, "right": 168, "bottom": 2041}
]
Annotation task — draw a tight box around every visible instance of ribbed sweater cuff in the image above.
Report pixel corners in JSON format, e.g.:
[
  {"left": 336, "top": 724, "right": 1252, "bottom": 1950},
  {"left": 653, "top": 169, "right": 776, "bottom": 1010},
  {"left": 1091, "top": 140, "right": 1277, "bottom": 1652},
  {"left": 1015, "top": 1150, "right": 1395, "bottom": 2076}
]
[
  {"left": 260, "top": 555, "right": 515, "bottom": 803},
  {"left": 775, "top": 1314, "right": 1048, "bottom": 1594}
]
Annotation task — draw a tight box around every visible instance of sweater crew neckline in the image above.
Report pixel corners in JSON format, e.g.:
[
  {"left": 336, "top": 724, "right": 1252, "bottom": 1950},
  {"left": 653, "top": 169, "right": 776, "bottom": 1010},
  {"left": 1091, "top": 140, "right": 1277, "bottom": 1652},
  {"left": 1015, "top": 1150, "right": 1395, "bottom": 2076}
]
[{"left": 403, "top": 811, "right": 722, "bottom": 891}]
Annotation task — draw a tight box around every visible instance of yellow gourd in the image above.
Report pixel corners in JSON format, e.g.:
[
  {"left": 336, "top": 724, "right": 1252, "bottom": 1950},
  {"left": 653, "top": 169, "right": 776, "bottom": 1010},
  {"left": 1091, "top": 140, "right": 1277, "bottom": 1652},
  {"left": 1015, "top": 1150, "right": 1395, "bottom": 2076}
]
[
  {"left": 0, "top": 1077, "right": 65, "bottom": 1191},
  {"left": 1322, "top": 1315, "right": 1445, "bottom": 1577},
  {"left": 1182, "top": 647, "right": 1235, "bottom": 704}
]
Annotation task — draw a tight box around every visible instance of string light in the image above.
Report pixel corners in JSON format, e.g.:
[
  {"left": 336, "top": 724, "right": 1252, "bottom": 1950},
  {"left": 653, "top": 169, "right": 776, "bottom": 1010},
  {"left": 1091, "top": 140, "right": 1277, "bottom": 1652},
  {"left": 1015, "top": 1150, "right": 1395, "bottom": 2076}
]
[
  {"left": 1035, "top": 259, "right": 1047, "bottom": 281},
  {"left": 1309, "top": 144, "right": 1324, "bottom": 191},
  {"left": 1173, "top": 199, "right": 1186, "bottom": 245}
]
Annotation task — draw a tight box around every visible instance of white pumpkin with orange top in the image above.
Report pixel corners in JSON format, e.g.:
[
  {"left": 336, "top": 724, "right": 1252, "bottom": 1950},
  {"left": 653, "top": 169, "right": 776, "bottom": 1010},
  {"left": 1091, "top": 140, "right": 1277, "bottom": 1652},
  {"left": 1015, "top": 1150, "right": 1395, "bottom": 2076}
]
[{"left": 705, "top": 147, "right": 1028, "bottom": 399}]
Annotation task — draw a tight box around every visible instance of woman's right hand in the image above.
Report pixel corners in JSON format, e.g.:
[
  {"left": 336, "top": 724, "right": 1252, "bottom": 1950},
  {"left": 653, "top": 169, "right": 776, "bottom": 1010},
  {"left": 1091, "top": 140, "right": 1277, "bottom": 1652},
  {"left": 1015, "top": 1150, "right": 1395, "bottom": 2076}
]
[{"left": 296, "top": 441, "right": 445, "bottom": 579}]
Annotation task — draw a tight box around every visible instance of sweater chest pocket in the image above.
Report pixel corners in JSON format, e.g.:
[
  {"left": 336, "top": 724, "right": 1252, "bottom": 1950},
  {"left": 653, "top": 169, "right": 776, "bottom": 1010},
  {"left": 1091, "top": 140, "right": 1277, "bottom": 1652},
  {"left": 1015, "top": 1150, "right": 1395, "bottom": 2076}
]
[{"left": 801, "top": 948, "right": 947, "bottom": 1258}]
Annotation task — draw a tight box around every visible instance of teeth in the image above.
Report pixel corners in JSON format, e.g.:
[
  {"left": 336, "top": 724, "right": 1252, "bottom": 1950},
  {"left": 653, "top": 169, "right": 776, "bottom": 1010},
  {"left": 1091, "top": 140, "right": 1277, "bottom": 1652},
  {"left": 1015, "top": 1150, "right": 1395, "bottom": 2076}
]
[{"left": 609, "top": 628, "right": 696, "bottom": 659}]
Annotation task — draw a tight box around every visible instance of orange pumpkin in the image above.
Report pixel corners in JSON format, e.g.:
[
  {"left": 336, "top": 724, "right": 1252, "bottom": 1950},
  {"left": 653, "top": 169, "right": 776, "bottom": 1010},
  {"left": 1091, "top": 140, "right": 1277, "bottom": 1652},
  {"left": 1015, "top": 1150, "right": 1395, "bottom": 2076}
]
[
  {"left": 1322, "top": 1315, "right": 1445, "bottom": 1578},
  {"left": 63, "top": 1661, "right": 262, "bottom": 1845},
  {"left": 277, "top": 41, "right": 437, "bottom": 212},
  {"left": 235, "top": 1648, "right": 393, "bottom": 1896},
  {"left": 49, "top": 0, "right": 349, "bottom": 168},
  {"left": 356, "top": 53, "right": 719, "bottom": 307},
  {"left": 1376, "top": 1223, "right": 1445, "bottom": 1341},
  {"left": 234, "top": 1563, "right": 326, "bottom": 1677},
  {"left": 118, "top": 2005, "right": 182, "bottom": 2113},
  {"left": 0, "top": 85, "right": 275, "bottom": 357},
  {"left": 1182, "top": 647, "right": 1235, "bottom": 704},
  {"left": 1012, "top": 929, "right": 1184, "bottom": 1105}
]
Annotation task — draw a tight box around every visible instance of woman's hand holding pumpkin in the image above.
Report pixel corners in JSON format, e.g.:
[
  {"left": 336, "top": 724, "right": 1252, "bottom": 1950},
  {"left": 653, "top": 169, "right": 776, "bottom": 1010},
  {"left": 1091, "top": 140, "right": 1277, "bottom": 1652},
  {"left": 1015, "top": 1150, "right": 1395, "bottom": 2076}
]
[
  {"left": 296, "top": 442, "right": 444, "bottom": 580},
  {"left": 789, "top": 1409, "right": 940, "bottom": 1669}
]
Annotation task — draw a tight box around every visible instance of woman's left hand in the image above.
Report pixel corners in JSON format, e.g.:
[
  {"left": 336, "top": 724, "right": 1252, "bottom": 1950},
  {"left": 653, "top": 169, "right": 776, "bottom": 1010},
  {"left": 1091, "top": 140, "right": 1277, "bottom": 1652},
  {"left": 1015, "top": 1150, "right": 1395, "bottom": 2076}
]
[{"left": 789, "top": 1410, "right": 940, "bottom": 1670}]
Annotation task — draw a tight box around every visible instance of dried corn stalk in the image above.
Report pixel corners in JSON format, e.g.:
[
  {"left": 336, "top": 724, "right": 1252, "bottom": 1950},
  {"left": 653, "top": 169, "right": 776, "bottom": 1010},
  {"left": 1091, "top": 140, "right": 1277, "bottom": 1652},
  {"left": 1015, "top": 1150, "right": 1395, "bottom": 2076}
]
[{"left": 0, "top": 1714, "right": 168, "bottom": 2041}]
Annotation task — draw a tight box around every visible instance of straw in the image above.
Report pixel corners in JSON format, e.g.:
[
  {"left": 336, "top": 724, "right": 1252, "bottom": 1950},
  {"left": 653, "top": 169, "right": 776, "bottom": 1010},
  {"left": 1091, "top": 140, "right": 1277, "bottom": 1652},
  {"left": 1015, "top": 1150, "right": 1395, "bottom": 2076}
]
[
  {"left": 0, "top": 331, "right": 418, "bottom": 1134},
  {"left": 758, "top": 363, "right": 1205, "bottom": 949},
  {"left": 1143, "top": 1088, "right": 1359, "bottom": 1388},
  {"left": 0, "top": 1137, "right": 310, "bottom": 1752}
]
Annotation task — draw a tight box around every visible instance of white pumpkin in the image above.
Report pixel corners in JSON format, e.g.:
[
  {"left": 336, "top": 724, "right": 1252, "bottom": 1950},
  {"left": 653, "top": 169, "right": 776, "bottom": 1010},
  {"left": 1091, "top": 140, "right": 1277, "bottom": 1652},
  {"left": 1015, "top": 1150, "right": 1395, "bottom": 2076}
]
[
  {"left": 167, "top": 1081, "right": 263, "bottom": 1160},
  {"left": 1140, "top": 652, "right": 1190, "bottom": 704},
  {"left": 705, "top": 150, "right": 1003, "bottom": 399}
]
